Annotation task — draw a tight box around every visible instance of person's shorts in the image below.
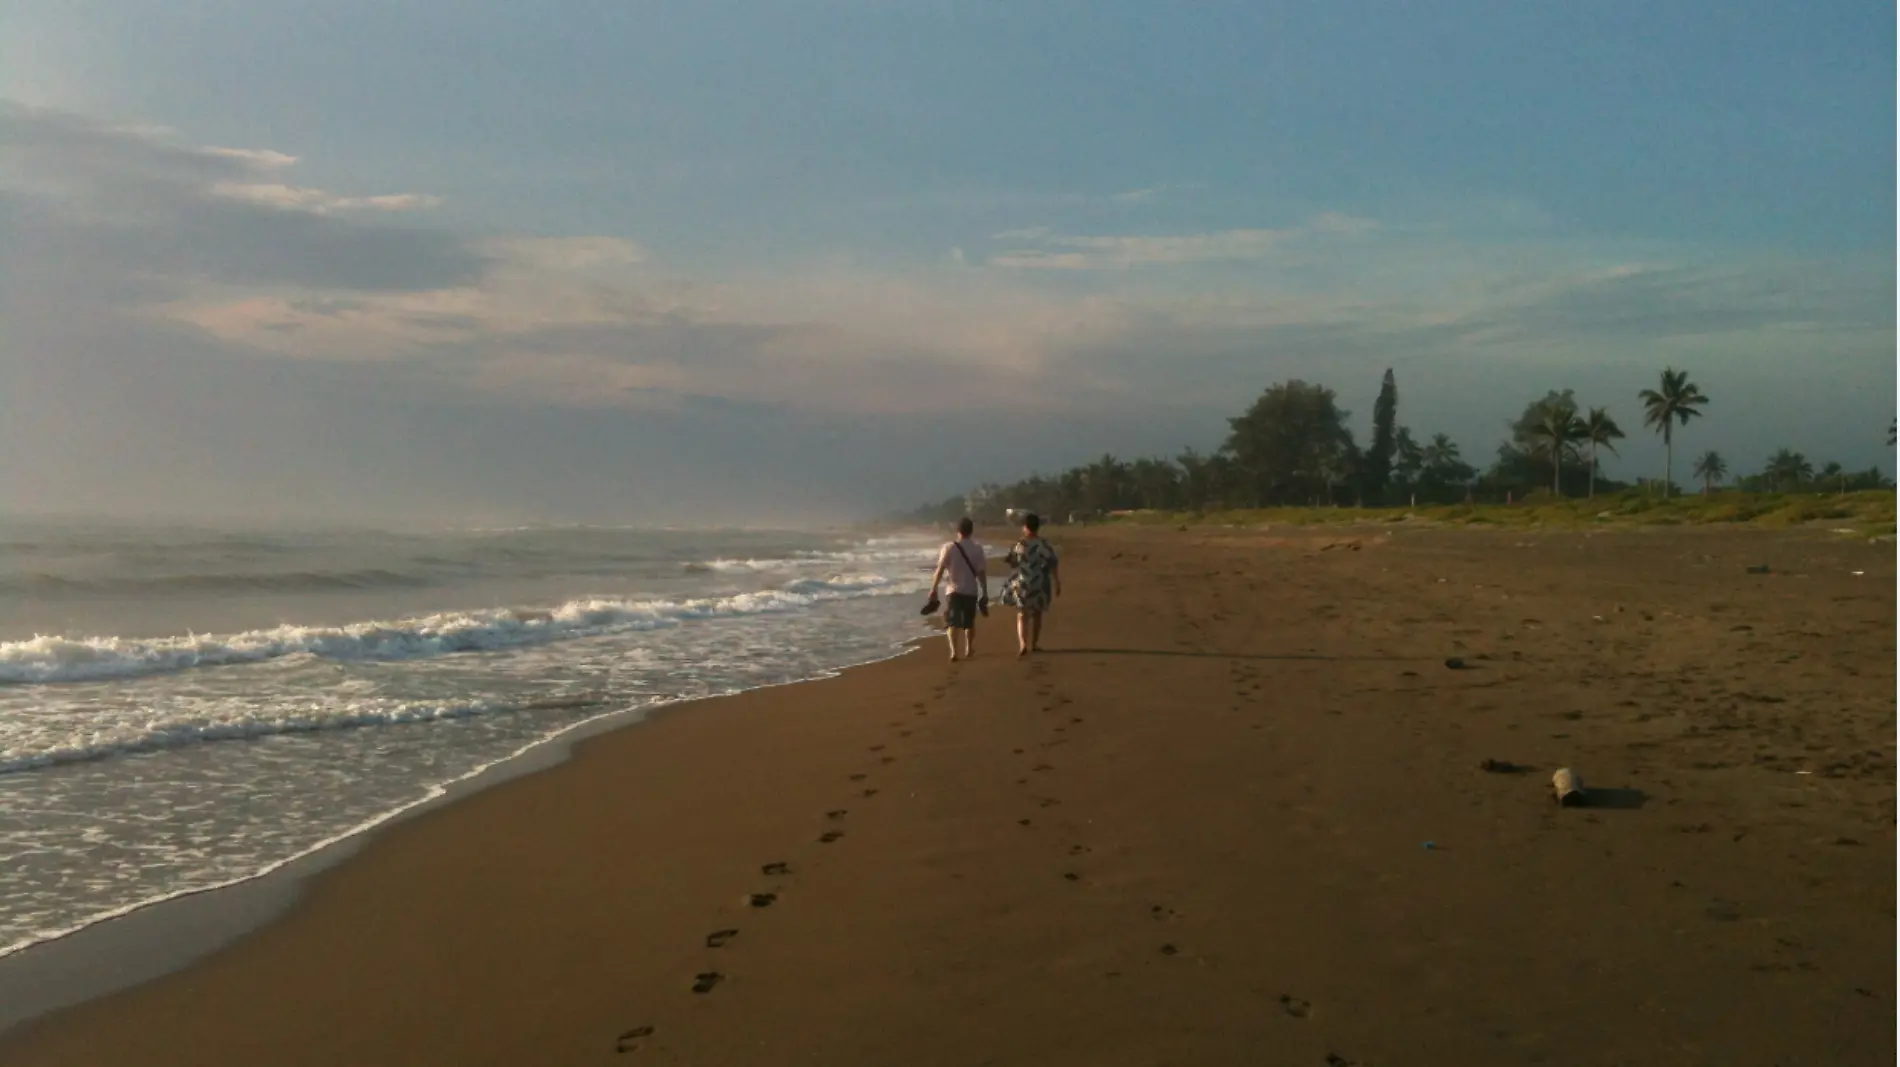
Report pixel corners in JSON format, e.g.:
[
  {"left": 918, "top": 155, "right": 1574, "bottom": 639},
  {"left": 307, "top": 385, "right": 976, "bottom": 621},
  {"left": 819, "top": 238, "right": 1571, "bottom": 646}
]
[{"left": 944, "top": 593, "right": 979, "bottom": 629}]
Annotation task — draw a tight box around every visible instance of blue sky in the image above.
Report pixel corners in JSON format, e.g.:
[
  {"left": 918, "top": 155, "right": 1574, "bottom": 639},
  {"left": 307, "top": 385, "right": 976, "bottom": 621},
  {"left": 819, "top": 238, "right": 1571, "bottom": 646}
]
[{"left": 0, "top": 1, "right": 1892, "bottom": 522}]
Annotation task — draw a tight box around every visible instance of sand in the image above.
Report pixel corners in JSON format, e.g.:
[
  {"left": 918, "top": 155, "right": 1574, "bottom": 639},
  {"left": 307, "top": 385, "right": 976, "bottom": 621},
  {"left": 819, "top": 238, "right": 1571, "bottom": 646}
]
[{"left": 2, "top": 523, "right": 1892, "bottom": 1066}]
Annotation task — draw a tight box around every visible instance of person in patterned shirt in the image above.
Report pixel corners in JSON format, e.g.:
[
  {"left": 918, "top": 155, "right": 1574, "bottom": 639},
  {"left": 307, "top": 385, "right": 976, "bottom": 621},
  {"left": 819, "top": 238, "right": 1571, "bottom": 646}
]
[{"left": 1002, "top": 512, "right": 1060, "bottom": 657}]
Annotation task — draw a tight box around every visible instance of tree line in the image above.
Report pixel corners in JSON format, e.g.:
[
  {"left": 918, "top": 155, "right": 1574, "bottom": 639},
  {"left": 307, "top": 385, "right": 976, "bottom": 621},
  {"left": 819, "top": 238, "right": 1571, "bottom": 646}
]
[{"left": 899, "top": 368, "right": 1893, "bottom": 524}]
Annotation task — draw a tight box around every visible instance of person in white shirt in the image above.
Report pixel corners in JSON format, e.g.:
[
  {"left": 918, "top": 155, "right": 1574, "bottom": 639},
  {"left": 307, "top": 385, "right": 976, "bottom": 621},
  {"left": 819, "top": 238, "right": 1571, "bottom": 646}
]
[{"left": 926, "top": 517, "right": 988, "bottom": 662}]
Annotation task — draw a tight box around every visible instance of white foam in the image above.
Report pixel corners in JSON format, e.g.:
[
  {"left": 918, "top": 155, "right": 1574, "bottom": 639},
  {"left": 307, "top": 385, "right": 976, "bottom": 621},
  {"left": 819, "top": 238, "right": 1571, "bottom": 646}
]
[
  {"left": 0, "top": 697, "right": 519, "bottom": 775},
  {"left": 693, "top": 543, "right": 935, "bottom": 572},
  {"left": 0, "top": 573, "right": 922, "bottom": 685},
  {"left": 0, "top": 641, "right": 922, "bottom": 962}
]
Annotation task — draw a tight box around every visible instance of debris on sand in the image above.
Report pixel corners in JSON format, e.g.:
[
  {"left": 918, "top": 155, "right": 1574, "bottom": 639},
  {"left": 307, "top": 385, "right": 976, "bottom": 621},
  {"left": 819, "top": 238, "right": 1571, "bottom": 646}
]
[{"left": 1552, "top": 767, "right": 1586, "bottom": 806}]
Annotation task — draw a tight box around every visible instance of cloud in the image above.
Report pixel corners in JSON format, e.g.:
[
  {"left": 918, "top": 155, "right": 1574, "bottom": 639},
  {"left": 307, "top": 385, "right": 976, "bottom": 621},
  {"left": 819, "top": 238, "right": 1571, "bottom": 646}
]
[
  {"left": 989, "top": 225, "right": 1052, "bottom": 242},
  {"left": 991, "top": 228, "right": 1296, "bottom": 269},
  {"left": 1107, "top": 182, "right": 1203, "bottom": 204},
  {"left": 200, "top": 147, "right": 299, "bottom": 170},
  {"left": 1309, "top": 211, "right": 1379, "bottom": 236},
  {"left": 4, "top": 102, "right": 1889, "bottom": 451},
  {"left": 209, "top": 182, "right": 442, "bottom": 213},
  {"left": 156, "top": 241, "right": 1143, "bottom": 414},
  {"left": 481, "top": 236, "right": 646, "bottom": 271},
  {"left": 1442, "top": 260, "right": 1892, "bottom": 344},
  {"left": 0, "top": 101, "right": 481, "bottom": 294},
  {"left": 988, "top": 213, "right": 1376, "bottom": 269}
]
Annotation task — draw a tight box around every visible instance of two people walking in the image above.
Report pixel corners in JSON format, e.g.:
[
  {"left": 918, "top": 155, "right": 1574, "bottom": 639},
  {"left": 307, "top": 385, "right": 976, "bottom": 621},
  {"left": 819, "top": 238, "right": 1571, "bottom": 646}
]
[{"left": 925, "top": 513, "right": 1061, "bottom": 661}]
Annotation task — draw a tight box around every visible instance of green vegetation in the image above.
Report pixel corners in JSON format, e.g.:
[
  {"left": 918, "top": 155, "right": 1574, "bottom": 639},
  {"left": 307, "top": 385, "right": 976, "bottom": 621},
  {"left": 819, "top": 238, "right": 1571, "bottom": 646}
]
[
  {"left": 1116, "top": 490, "right": 1897, "bottom": 536},
  {"left": 1692, "top": 450, "right": 1728, "bottom": 494},
  {"left": 1639, "top": 367, "right": 1710, "bottom": 497},
  {"left": 1582, "top": 406, "right": 1626, "bottom": 499},
  {"left": 896, "top": 365, "right": 1894, "bottom": 528}
]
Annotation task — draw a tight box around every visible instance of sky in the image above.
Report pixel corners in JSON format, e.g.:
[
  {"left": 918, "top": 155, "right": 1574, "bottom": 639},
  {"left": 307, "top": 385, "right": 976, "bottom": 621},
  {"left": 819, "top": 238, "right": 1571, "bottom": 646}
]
[{"left": 1, "top": 0, "right": 1892, "bottom": 525}]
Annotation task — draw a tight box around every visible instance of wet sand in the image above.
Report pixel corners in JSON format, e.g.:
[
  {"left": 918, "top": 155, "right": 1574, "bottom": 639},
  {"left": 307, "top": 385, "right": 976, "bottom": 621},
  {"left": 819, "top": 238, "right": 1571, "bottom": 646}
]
[{"left": 2, "top": 523, "right": 1893, "bottom": 1066}]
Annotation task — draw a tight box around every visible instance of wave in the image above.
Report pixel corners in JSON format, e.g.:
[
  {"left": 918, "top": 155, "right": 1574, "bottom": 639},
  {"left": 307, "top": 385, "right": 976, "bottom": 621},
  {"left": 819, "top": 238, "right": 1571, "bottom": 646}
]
[
  {"left": 0, "top": 634, "right": 924, "bottom": 963},
  {"left": 0, "top": 697, "right": 546, "bottom": 776},
  {"left": 686, "top": 544, "right": 935, "bottom": 575},
  {"left": 687, "top": 557, "right": 802, "bottom": 573},
  {"left": 0, "top": 573, "right": 921, "bottom": 686},
  {"left": 0, "top": 568, "right": 438, "bottom": 596}
]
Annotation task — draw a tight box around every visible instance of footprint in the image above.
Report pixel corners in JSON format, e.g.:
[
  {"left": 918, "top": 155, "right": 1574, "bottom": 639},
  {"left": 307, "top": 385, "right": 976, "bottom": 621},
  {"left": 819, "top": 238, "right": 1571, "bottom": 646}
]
[
  {"left": 880, "top": 756, "right": 895, "bottom": 764},
  {"left": 869, "top": 744, "right": 886, "bottom": 752},
  {"left": 691, "top": 972, "right": 724, "bottom": 994},
  {"left": 826, "top": 809, "right": 848, "bottom": 820},
  {"left": 819, "top": 830, "right": 844, "bottom": 843},
  {"left": 849, "top": 773, "right": 868, "bottom": 782},
  {"left": 615, "top": 1025, "right": 654, "bottom": 1053},
  {"left": 705, "top": 929, "right": 738, "bottom": 948},
  {"left": 1033, "top": 763, "right": 1054, "bottom": 772},
  {"left": 1068, "top": 844, "right": 1091, "bottom": 856},
  {"left": 1280, "top": 994, "right": 1312, "bottom": 1019},
  {"left": 749, "top": 893, "right": 777, "bottom": 908},
  {"left": 1159, "top": 943, "right": 1179, "bottom": 956},
  {"left": 1325, "top": 1055, "right": 1365, "bottom": 1067},
  {"left": 760, "top": 862, "right": 791, "bottom": 876},
  {"left": 860, "top": 788, "right": 880, "bottom": 798},
  {"left": 1149, "top": 904, "right": 1178, "bottom": 921},
  {"left": 1037, "top": 797, "right": 1060, "bottom": 808},
  {"left": 1062, "top": 872, "right": 1081, "bottom": 882},
  {"left": 1017, "top": 818, "right": 1033, "bottom": 827}
]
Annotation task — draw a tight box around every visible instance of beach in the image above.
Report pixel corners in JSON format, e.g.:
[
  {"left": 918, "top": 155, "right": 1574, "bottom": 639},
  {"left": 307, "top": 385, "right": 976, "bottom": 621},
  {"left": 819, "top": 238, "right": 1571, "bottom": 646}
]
[{"left": 2, "top": 522, "right": 1892, "bottom": 1065}]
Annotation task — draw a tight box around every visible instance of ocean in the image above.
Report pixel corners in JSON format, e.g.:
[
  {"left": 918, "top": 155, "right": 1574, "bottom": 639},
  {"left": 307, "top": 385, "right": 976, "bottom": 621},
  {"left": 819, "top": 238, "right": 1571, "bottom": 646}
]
[{"left": 0, "top": 519, "right": 949, "bottom": 958}]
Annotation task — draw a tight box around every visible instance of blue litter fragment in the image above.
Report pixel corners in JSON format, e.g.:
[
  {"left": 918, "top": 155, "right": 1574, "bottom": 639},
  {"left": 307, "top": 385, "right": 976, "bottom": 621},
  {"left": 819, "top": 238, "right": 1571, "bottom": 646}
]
[{"left": 1422, "top": 841, "right": 1436, "bottom": 850}]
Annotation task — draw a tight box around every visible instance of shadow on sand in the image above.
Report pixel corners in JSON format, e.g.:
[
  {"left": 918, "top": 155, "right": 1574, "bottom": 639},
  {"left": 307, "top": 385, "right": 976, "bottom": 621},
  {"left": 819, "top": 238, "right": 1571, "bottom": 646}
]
[
  {"left": 1039, "top": 648, "right": 1424, "bottom": 663},
  {"left": 1581, "top": 786, "right": 1648, "bottom": 811}
]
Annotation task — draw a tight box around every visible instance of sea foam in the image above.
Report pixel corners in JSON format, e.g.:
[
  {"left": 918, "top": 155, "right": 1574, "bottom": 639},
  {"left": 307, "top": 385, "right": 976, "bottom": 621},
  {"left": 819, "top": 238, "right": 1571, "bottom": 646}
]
[{"left": 0, "top": 573, "right": 919, "bottom": 685}]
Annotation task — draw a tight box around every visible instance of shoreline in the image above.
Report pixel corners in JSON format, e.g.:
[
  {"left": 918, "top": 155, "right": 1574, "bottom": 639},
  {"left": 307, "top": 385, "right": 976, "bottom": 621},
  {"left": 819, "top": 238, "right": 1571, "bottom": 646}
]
[
  {"left": 3, "top": 524, "right": 1890, "bottom": 1066},
  {"left": 0, "top": 636, "right": 927, "bottom": 1035}
]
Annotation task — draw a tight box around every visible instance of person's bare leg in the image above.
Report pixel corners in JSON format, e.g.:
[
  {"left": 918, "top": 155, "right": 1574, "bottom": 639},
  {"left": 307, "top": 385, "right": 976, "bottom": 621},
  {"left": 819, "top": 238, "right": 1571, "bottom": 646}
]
[
  {"left": 958, "top": 627, "right": 973, "bottom": 660},
  {"left": 946, "top": 627, "right": 960, "bottom": 662},
  {"left": 1030, "top": 611, "right": 1044, "bottom": 652},
  {"left": 1015, "top": 612, "right": 1029, "bottom": 657}
]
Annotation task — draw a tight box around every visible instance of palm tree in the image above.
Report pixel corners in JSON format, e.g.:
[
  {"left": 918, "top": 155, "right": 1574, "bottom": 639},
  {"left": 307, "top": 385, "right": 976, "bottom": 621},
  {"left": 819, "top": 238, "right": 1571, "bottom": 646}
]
[
  {"left": 1818, "top": 460, "right": 1846, "bottom": 496},
  {"left": 1417, "top": 433, "right": 1477, "bottom": 503},
  {"left": 1393, "top": 427, "right": 1424, "bottom": 494},
  {"left": 1639, "top": 368, "right": 1709, "bottom": 498},
  {"left": 1581, "top": 406, "right": 1625, "bottom": 498},
  {"left": 1691, "top": 450, "right": 1727, "bottom": 494},
  {"left": 1763, "top": 449, "right": 1813, "bottom": 492},
  {"left": 1419, "top": 432, "right": 1462, "bottom": 472},
  {"left": 1525, "top": 399, "right": 1586, "bottom": 495}
]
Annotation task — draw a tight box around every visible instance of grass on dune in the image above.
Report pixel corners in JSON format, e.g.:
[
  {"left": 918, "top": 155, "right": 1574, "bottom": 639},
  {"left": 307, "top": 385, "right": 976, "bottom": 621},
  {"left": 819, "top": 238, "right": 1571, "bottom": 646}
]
[{"left": 1117, "top": 490, "right": 1897, "bottom": 536}]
